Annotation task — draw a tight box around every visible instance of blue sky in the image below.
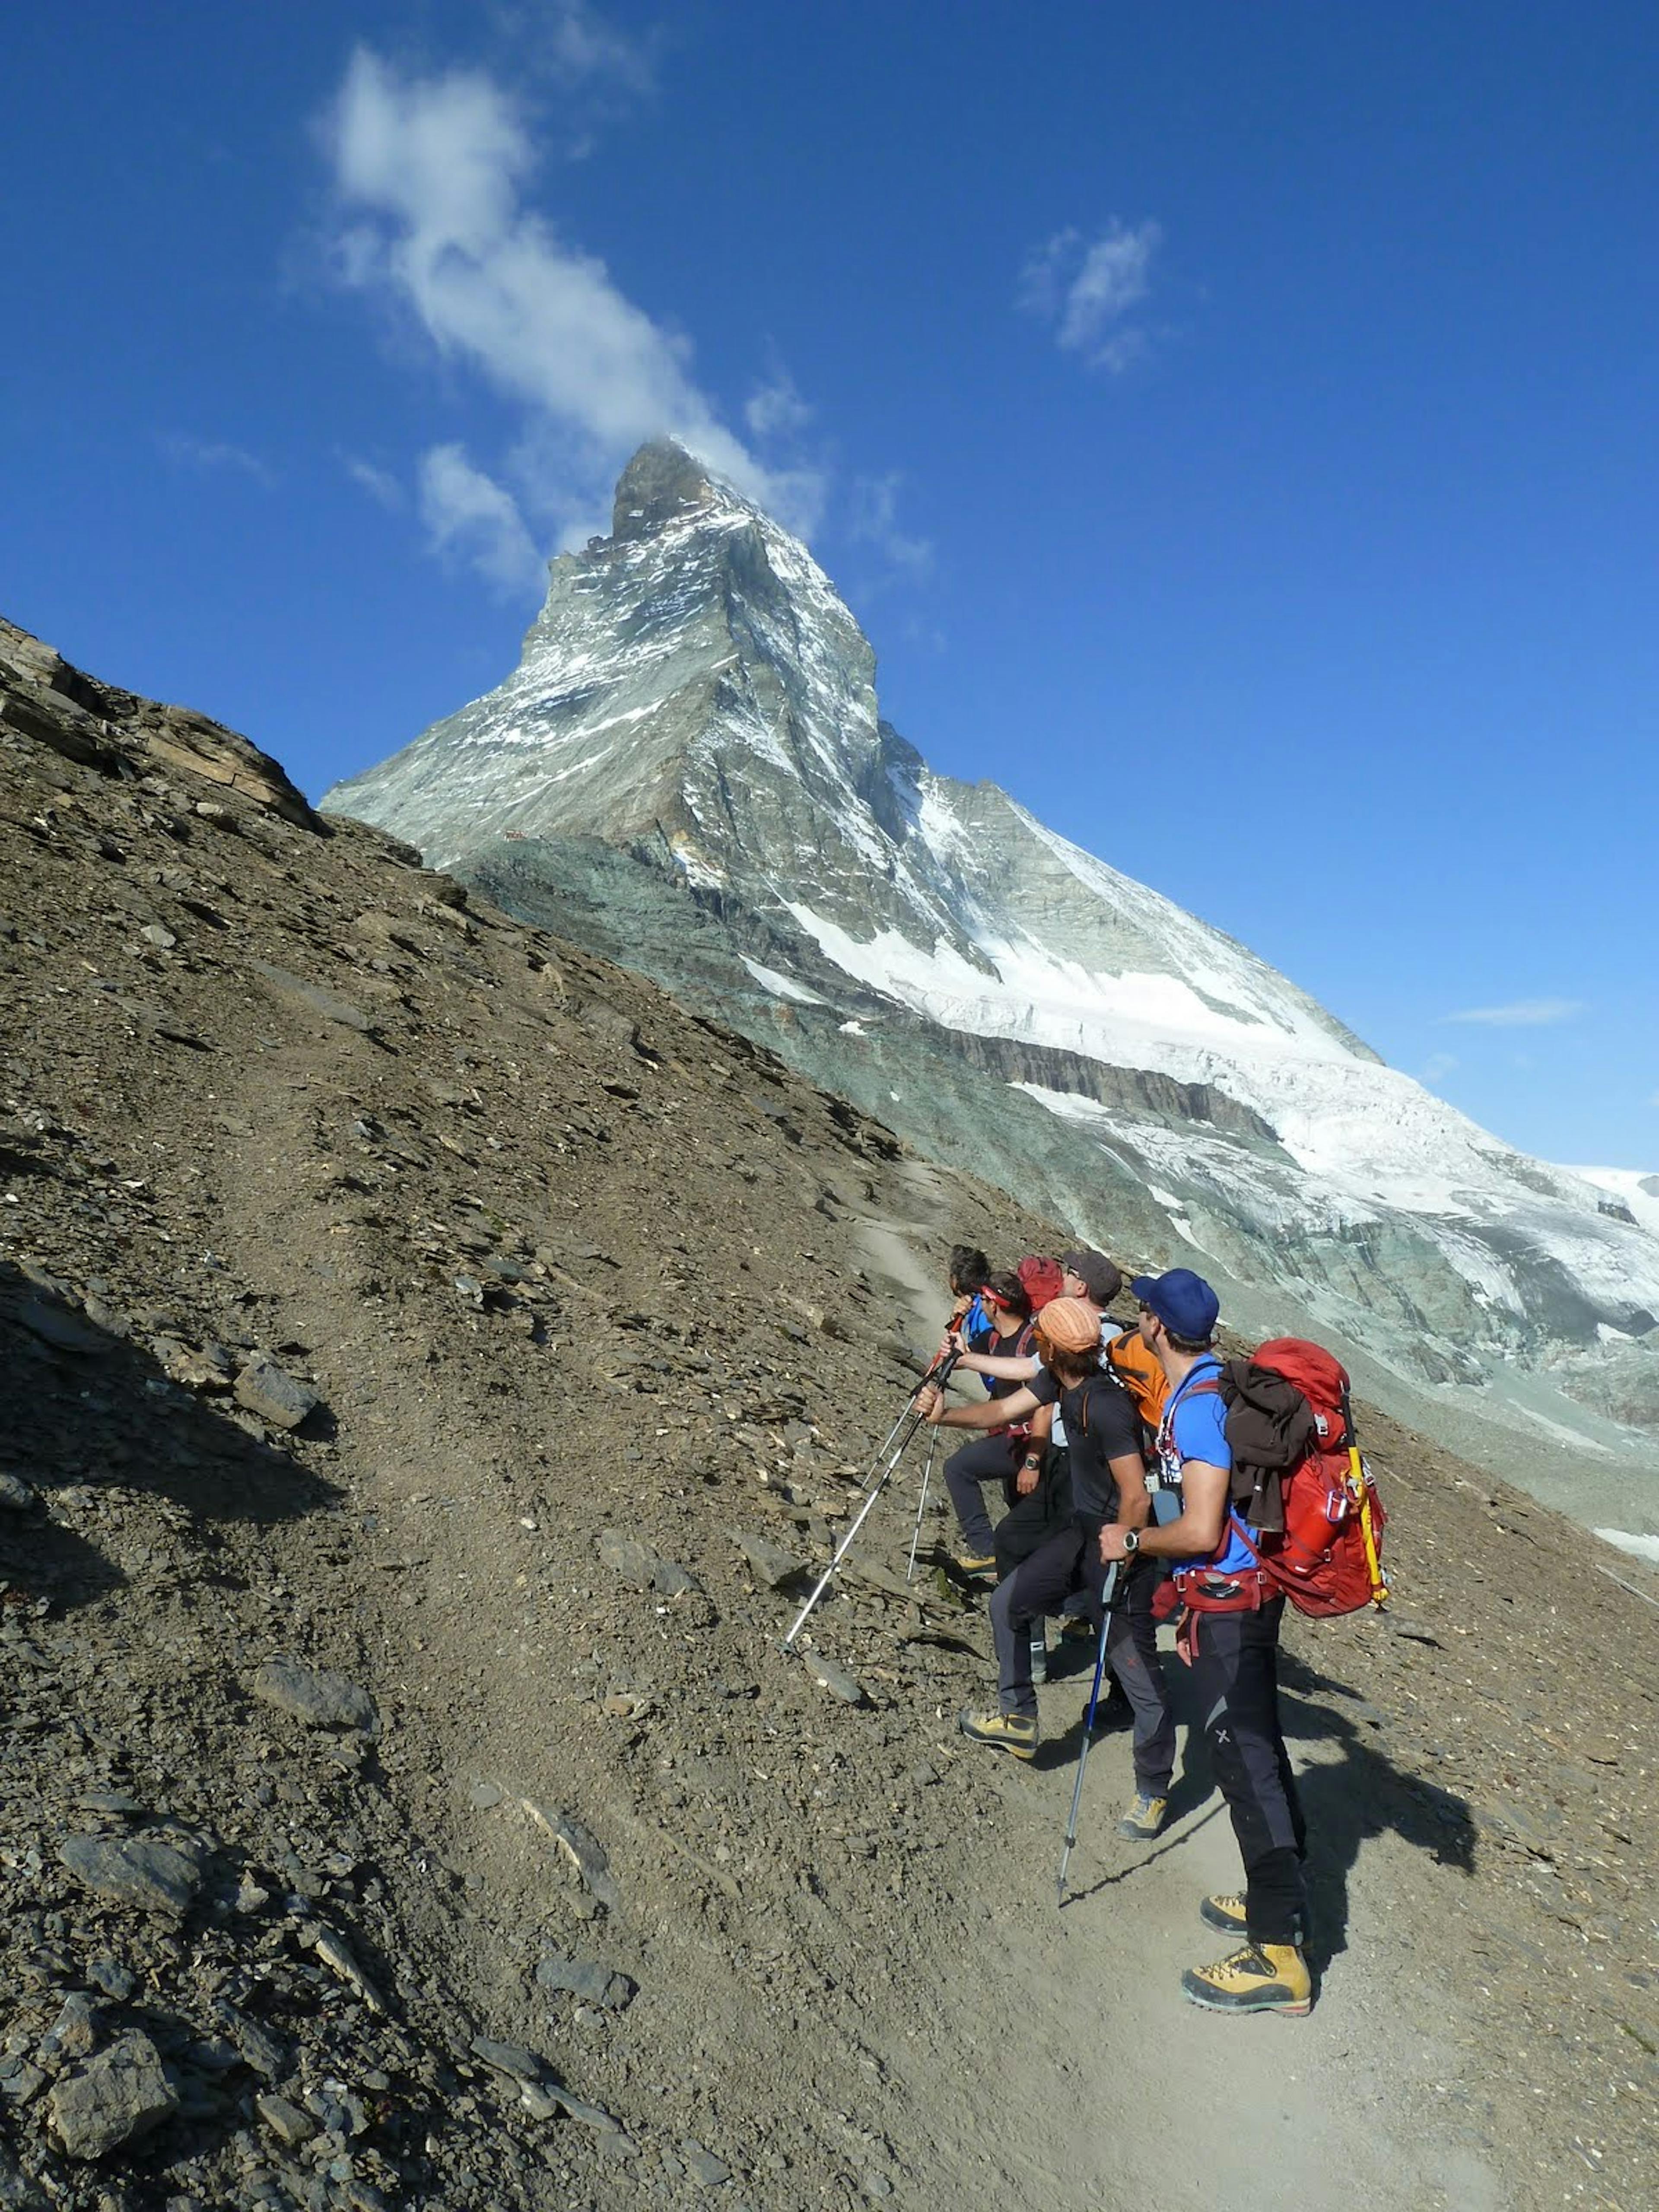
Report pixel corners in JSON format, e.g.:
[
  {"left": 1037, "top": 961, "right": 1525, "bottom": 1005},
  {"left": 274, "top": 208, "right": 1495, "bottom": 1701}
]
[{"left": 4, "top": 3, "right": 1654, "bottom": 1167}]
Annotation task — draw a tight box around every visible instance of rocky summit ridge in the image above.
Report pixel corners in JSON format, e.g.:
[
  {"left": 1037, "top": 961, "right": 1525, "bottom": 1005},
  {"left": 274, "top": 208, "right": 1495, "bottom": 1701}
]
[
  {"left": 0, "top": 615, "right": 1656, "bottom": 2208},
  {"left": 324, "top": 442, "right": 1659, "bottom": 1532}
]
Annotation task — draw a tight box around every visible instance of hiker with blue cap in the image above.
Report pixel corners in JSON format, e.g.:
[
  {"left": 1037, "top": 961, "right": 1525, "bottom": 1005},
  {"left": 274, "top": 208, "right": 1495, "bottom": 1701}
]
[{"left": 1097, "top": 1268, "right": 1313, "bottom": 2018}]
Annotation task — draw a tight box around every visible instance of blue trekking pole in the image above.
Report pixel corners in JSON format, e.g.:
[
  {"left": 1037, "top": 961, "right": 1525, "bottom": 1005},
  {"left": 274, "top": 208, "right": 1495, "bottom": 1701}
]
[{"left": 1057, "top": 1560, "right": 1121, "bottom": 1907}]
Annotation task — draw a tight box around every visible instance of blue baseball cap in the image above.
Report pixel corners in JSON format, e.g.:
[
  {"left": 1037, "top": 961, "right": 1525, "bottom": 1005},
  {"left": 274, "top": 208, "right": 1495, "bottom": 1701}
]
[{"left": 1130, "top": 1268, "right": 1220, "bottom": 1341}]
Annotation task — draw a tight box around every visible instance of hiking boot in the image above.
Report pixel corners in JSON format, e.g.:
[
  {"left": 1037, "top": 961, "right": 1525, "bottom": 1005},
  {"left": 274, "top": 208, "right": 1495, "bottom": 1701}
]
[
  {"left": 957, "top": 1707, "right": 1037, "bottom": 1761},
  {"left": 953, "top": 1550, "right": 997, "bottom": 1578},
  {"left": 1116, "top": 1792, "right": 1168, "bottom": 1840},
  {"left": 1181, "top": 1943, "right": 1312, "bottom": 2016},
  {"left": 1088, "top": 1685, "right": 1131, "bottom": 1734},
  {"left": 1200, "top": 1892, "right": 1248, "bottom": 1935}
]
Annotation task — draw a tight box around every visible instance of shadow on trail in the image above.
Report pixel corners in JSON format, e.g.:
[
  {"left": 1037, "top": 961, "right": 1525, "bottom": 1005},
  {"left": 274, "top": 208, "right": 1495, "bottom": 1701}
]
[
  {"left": 0, "top": 1260, "right": 339, "bottom": 1615},
  {"left": 1043, "top": 1634, "right": 1475, "bottom": 1962},
  {"left": 1275, "top": 1645, "right": 1476, "bottom": 1971},
  {"left": 1058, "top": 1802, "right": 1231, "bottom": 1910}
]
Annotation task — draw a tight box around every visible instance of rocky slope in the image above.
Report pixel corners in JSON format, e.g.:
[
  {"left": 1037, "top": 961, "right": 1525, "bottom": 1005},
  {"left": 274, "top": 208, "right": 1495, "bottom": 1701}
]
[
  {"left": 321, "top": 442, "right": 1659, "bottom": 1533},
  {"left": 2, "top": 617, "right": 1656, "bottom": 2211}
]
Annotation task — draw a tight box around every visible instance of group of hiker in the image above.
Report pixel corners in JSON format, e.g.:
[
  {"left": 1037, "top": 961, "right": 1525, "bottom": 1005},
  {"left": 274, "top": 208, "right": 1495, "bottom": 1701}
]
[{"left": 913, "top": 1245, "right": 1314, "bottom": 2018}]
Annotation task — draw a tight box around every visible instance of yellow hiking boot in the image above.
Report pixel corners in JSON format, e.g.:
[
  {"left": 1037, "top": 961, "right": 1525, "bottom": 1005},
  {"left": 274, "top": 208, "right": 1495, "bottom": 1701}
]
[
  {"left": 957, "top": 1707, "right": 1037, "bottom": 1761},
  {"left": 1199, "top": 1893, "right": 1248, "bottom": 1934},
  {"left": 1116, "top": 1792, "right": 1168, "bottom": 1840},
  {"left": 1182, "top": 1942, "right": 1312, "bottom": 2016}
]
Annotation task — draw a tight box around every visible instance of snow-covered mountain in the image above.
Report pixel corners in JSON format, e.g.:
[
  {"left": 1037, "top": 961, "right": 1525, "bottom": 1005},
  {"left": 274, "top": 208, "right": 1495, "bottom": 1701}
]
[
  {"left": 325, "top": 441, "right": 1659, "bottom": 1511},
  {"left": 1566, "top": 1167, "right": 1659, "bottom": 1242}
]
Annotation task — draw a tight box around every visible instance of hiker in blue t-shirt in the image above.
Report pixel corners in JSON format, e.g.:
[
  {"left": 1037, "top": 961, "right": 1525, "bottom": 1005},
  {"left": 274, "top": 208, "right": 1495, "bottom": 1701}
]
[{"left": 1098, "top": 1268, "right": 1313, "bottom": 2018}]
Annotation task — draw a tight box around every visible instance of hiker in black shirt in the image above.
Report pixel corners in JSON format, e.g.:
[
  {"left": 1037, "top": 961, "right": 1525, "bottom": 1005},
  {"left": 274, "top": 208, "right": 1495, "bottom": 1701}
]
[{"left": 918, "top": 1298, "right": 1175, "bottom": 1808}]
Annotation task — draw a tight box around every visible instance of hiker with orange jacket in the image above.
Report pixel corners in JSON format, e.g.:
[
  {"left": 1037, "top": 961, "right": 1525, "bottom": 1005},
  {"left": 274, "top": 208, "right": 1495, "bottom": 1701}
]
[{"left": 1097, "top": 1268, "right": 1313, "bottom": 2018}]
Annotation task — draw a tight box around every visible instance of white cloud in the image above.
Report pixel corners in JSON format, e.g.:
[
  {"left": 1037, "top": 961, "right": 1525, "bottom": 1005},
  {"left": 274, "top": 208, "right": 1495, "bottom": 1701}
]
[
  {"left": 1441, "top": 999, "right": 1586, "bottom": 1028},
  {"left": 159, "top": 433, "right": 275, "bottom": 486},
  {"left": 539, "top": 1, "right": 656, "bottom": 95},
  {"left": 342, "top": 455, "right": 404, "bottom": 510},
  {"left": 418, "top": 443, "right": 544, "bottom": 593},
  {"left": 745, "top": 366, "right": 813, "bottom": 441},
  {"left": 848, "top": 472, "right": 934, "bottom": 583},
  {"left": 1419, "top": 1051, "right": 1459, "bottom": 1086},
  {"left": 1020, "top": 219, "right": 1162, "bottom": 370},
  {"left": 321, "top": 47, "right": 823, "bottom": 554}
]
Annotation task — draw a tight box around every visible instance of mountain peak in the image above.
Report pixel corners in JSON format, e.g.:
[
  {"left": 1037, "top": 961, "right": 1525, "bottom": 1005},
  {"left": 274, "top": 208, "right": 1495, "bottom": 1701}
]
[{"left": 611, "top": 439, "right": 733, "bottom": 543}]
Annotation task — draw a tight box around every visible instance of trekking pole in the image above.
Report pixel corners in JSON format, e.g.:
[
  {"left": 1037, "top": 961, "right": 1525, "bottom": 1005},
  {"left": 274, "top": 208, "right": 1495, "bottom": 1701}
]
[
  {"left": 1057, "top": 1560, "right": 1121, "bottom": 1907},
  {"left": 905, "top": 1427, "right": 940, "bottom": 1584},
  {"left": 783, "top": 1352, "right": 959, "bottom": 1651},
  {"left": 851, "top": 1341, "right": 958, "bottom": 1492}
]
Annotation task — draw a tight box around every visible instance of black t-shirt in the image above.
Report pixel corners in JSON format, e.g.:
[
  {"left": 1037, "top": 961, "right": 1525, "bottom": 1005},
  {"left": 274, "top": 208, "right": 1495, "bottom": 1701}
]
[
  {"left": 1029, "top": 1367, "right": 1142, "bottom": 1520},
  {"left": 967, "top": 1318, "right": 1036, "bottom": 1402}
]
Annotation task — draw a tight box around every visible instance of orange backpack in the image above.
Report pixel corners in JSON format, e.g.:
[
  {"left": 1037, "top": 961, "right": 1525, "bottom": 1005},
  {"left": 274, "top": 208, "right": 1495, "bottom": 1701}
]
[{"left": 1104, "top": 1325, "right": 1169, "bottom": 1441}]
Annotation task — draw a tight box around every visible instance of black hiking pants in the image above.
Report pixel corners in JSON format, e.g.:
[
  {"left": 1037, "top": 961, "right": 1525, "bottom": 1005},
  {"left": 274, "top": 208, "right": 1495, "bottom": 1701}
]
[
  {"left": 992, "top": 1525, "right": 1175, "bottom": 1796},
  {"left": 1187, "top": 1598, "right": 1307, "bottom": 1947},
  {"left": 944, "top": 1433, "right": 1021, "bottom": 1556},
  {"left": 992, "top": 1444, "right": 1073, "bottom": 1578}
]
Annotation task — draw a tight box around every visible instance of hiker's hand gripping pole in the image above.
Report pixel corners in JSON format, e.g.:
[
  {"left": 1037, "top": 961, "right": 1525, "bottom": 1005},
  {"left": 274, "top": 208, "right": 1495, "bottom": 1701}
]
[
  {"left": 783, "top": 1352, "right": 960, "bottom": 1651},
  {"left": 851, "top": 1341, "right": 962, "bottom": 1493},
  {"left": 1057, "top": 1560, "right": 1121, "bottom": 1906}
]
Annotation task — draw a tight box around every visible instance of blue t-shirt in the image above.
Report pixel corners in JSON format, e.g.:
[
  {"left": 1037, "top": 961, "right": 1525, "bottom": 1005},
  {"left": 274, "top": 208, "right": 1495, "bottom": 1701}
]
[{"left": 1157, "top": 1357, "right": 1256, "bottom": 1577}]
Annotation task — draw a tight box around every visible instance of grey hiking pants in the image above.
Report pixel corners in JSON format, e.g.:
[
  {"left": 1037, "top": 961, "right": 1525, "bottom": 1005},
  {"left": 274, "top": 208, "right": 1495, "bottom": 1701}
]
[{"left": 991, "top": 1522, "right": 1175, "bottom": 1797}]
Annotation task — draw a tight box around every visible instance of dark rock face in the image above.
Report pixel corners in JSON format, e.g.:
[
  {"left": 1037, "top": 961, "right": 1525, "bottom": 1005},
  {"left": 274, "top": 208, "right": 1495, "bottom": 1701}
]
[
  {"left": 251, "top": 1658, "right": 378, "bottom": 1735},
  {"left": 58, "top": 1836, "right": 202, "bottom": 1916},
  {"left": 612, "top": 440, "right": 722, "bottom": 542}
]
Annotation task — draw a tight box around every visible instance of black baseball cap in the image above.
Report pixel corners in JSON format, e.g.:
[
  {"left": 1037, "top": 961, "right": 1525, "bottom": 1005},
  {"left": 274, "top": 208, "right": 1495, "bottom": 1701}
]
[{"left": 1060, "top": 1250, "right": 1123, "bottom": 1306}]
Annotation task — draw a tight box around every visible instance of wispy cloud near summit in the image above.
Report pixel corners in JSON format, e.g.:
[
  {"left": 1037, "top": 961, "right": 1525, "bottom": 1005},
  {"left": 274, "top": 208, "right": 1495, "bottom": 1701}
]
[
  {"left": 1020, "top": 219, "right": 1163, "bottom": 371},
  {"left": 318, "top": 45, "right": 823, "bottom": 584}
]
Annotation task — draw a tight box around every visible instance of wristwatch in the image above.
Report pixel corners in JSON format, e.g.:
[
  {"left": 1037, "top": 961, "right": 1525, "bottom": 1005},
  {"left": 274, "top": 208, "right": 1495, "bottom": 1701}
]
[{"left": 1121, "top": 1529, "right": 1140, "bottom": 1554}]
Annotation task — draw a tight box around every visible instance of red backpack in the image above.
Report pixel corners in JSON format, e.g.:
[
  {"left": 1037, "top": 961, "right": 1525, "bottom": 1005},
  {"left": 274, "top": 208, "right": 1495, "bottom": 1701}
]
[
  {"left": 1234, "top": 1339, "right": 1388, "bottom": 1615},
  {"left": 1015, "top": 1256, "right": 1065, "bottom": 1313},
  {"left": 1170, "top": 1339, "right": 1389, "bottom": 1619}
]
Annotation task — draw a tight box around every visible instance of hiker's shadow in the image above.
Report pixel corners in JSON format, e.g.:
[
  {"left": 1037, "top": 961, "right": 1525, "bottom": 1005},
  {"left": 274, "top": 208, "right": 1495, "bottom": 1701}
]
[
  {"left": 0, "top": 1261, "right": 339, "bottom": 1615},
  {"left": 1049, "top": 1638, "right": 1475, "bottom": 1964},
  {"left": 1274, "top": 1646, "right": 1475, "bottom": 1972}
]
